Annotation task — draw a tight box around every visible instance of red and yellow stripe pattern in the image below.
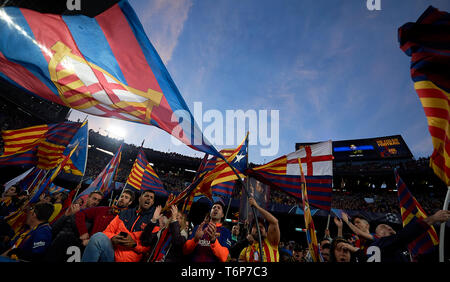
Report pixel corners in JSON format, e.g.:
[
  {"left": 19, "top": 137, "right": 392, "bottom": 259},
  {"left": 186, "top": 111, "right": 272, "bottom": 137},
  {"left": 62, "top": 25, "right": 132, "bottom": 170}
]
[
  {"left": 416, "top": 80, "right": 450, "bottom": 184},
  {"left": 1, "top": 122, "right": 80, "bottom": 170},
  {"left": 399, "top": 6, "right": 450, "bottom": 185},
  {"left": 1, "top": 124, "right": 49, "bottom": 156}
]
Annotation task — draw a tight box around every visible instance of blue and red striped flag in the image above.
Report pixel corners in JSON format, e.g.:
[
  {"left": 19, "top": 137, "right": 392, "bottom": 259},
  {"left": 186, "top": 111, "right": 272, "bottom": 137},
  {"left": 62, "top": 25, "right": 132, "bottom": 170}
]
[
  {"left": 394, "top": 169, "right": 439, "bottom": 259},
  {"left": 0, "top": 0, "right": 220, "bottom": 158},
  {"left": 249, "top": 141, "right": 333, "bottom": 211},
  {"left": 212, "top": 181, "right": 236, "bottom": 199},
  {"left": 47, "top": 183, "right": 70, "bottom": 195},
  {"left": 125, "top": 149, "right": 168, "bottom": 197},
  {"left": 399, "top": 6, "right": 450, "bottom": 185},
  {"left": 75, "top": 144, "right": 123, "bottom": 201},
  {"left": 179, "top": 154, "right": 210, "bottom": 215},
  {"left": 0, "top": 122, "right": 81, "bottom": 169}
]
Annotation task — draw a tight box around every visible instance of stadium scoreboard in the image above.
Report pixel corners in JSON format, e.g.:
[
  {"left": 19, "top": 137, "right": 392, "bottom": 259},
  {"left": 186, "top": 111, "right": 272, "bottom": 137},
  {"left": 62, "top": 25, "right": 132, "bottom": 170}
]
[{"left": 296, "top": 135, "right": 413, "bottom": 162}]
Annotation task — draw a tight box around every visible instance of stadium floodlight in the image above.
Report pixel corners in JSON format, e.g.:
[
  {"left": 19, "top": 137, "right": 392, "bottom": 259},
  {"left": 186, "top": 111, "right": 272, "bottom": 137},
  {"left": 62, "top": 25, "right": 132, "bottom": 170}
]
[{"left": 107, "top": 125, "right": 126, "bottom": 139}]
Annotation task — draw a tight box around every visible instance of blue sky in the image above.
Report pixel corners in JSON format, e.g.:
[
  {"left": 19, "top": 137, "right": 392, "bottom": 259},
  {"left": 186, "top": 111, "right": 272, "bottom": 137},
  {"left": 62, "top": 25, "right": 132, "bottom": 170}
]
[{"left": 69, "top": 0, "right": 450, "bottom": 164}]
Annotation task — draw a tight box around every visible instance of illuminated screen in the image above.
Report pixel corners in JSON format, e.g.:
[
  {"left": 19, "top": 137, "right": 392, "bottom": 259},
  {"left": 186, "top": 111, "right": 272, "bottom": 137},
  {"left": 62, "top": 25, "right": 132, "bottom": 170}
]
[{"left": 296, "top": 135, "right": 413, "bottom": 162}]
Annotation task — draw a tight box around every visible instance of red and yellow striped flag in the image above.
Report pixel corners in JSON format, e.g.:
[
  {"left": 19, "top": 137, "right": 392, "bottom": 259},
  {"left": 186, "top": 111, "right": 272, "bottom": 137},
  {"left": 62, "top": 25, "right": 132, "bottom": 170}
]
[
  {"left": 5, "top": 142, "right": 80, "bottom": 234},
  {"left": 0, "top": 122, "right": 81, "bottom": 170},
  {"left": 1, "top": 124, "right": 48, "bottom": 156},
  {"left": 399, "top": 6, "right": 450, "bottom": 185},
  {"left": 299, "top": 158, "right": 322, "bottom": 262}
]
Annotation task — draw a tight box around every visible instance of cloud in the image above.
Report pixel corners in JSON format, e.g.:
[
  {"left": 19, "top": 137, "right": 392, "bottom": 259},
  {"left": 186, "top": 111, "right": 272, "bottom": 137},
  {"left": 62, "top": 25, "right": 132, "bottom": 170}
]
[
  {"left": 133, "top": 0, "right": 193, "bottom": 64},
  {"left": 410, "top": 135, "right": 433, "bottom": 157}
]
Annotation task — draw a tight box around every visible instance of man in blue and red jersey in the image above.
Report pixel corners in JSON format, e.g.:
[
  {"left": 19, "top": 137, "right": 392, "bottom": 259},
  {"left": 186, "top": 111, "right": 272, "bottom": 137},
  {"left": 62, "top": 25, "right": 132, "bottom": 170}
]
[
  {"left": 1, "top": 202, "right": 54, "bottom": 262},
  {"left": 183, "top": 199, "right": 232, "bottom": 262}
]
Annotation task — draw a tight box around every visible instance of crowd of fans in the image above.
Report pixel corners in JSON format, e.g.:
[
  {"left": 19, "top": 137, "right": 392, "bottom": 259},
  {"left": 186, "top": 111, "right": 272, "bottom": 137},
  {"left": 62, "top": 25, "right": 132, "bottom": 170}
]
[
  {"left": 44, "top": 130, "right": 445, "bottom": 216},
  {"left": 1, "top": 104, "right": 450, "bottom": 263},
  {"left": 1, "top": 184, "right": 449, "bottom": 263},
  {"left": 80, "top": 131, "right": 446, "bottom": 215},
  {"left": 334, "top": 157, "right": 431, "bottom": 173}
]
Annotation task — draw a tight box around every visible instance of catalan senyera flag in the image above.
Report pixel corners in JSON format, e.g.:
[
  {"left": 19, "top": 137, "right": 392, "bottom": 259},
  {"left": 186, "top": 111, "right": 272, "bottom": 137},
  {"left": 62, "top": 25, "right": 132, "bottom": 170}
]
[
  {"left": 195, "top": 133, "right": 249, "bottom": 200},
  {"left": 6, "top": 142, "right": 79, "bottom": 233},
  {"left": 395, "top": 169, "right": 439, "bottom": 259},
  {"left": 29, "top": 141, "right": 80, "bottom": 204},
  {"left": 0, "top": 121, "right": 81, "bottom": 169},
  {"left": 399, "top": 6, "right": 450, "bottom": 185},
  {"left": 249, "top": 141, "right": 333, "bottom": 211},
  {"left": 126, "top": 149, "right": 168, "bottom": 197},
  {"left": 299, "top": 158, "right": 322, "bottom": 262},
  {"left": 0, "top": 0, "right": 220, "bottom": 158},
  {"left": 75, "top": 144, "right": 123, "bottom": 201}
]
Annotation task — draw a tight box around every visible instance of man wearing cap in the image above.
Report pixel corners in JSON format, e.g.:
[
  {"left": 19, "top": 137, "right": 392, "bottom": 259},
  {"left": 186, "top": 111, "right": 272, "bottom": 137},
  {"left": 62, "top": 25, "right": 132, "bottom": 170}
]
[{"left": 183, "top": 199, "right": 232, "bottom": 262}]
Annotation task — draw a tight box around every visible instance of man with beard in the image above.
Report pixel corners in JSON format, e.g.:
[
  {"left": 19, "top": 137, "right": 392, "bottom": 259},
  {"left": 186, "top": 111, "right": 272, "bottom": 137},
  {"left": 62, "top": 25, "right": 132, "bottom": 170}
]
[
  {"left": 238, "top": 197, "right": 280, "bottom": 262},
  {"left": 183, "top": 199, "right": 232, "bottom": 262},
  {"left": 75, "top": 189, "right": 135, "bottom": 247},
  {"left": 81, "top": 190, "right": 156, "bottom": 262}
]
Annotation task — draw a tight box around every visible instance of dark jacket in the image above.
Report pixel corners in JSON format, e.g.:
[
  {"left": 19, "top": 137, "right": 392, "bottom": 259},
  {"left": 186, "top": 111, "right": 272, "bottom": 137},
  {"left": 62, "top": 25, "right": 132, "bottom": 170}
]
[
  {"left": 141, "top": 219, "right": 187, "bottom": 262},
  {"left": 369, "top": 219, "right": 432, "bottom": 262}
]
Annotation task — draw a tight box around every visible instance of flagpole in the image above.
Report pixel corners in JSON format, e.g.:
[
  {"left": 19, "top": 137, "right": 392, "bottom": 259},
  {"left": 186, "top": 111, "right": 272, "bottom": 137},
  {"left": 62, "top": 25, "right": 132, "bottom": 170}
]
[
  {"left": 26, "top": 168, "right": 44, "bottom": 193},
  {"left": 72, "top": 119, "right": 89, "bottom": 204},
  {"left": 245, "top": 135, "right": 250, "bottom": 222},
  {"left": 225, "top": 132, "right": 249, "bottom": 221},
  {"left": 28, "top": 168, "right": 53, "bottom": 203},
  {"left": 326, "top": 214, "right": 331, "bottom": 230},
  {"left": 288, "top": 204, "right": 296, "bottom": 214},
  {"left": 221, "top": 155, "right": 264, "bottom": 261},
  {"left": 6, "top": 168, "right": 45, "bottom": 219},
  {"left": 439, "top": 186, "right": 450, "bottom": 262},
  {"left": 72, "top": 181, "right": 83, "bottom": 203},
  {"left": 224, "top": 194, "right": 233, "bottom": 220}
]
